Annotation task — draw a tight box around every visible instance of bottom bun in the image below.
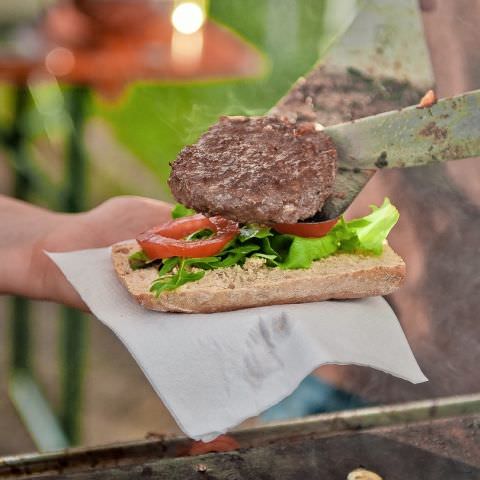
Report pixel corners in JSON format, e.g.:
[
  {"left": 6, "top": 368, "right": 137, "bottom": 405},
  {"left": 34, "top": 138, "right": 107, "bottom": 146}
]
[{"left": 111, "top": 241, "right": 406, "bottom": 313}]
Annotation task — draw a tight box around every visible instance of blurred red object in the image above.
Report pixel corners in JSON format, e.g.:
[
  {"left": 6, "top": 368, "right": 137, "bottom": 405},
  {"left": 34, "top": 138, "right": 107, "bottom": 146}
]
[
  {"left": 0, "top": 0, "right": 263, "bottom": 99},
  {"left": 73, "top": 0, "right": 155, "bottom": 32},
  {"left": 187, "top": 434, "right": 240, "bottom": 456}
]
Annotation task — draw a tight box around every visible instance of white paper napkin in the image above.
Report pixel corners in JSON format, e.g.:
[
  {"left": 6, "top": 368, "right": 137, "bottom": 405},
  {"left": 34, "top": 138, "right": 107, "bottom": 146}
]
[{"left": 47, "top": 247, "right": 427, "bottom": 441}]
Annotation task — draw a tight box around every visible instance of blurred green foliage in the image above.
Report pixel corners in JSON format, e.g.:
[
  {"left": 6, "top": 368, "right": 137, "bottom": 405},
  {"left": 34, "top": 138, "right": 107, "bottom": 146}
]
[
  {"left": 0, "top": 1, "right": 354, "bottom": 203},
  {"left": 95, "top": 0, "right": 347, "bottom": 198}
]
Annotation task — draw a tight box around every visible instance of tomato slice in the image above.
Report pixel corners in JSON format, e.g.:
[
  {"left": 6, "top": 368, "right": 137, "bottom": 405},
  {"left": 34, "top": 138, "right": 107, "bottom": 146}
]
[
  {"left": 136, "top": 214, "right": 239, "bottom": 259},
  {"left": 273, "top": 218, "right": 338, "bottom": 237}
]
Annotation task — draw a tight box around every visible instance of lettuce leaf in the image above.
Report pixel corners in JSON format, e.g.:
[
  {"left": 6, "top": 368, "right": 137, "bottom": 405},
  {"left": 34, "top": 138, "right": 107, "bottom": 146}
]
[
  {"left": 280, "top": 234, "right": 338, "bottom": 269},
  {"left": 336, "top": 197, "right": 399, "bottom": 254},
  {"left": 239, "top": 224, "right": 272, "bottom": 242},
  {"left": 144, "top": 198, "right": 399, "bottom": 294},
  {"left": 128, "top": 250, "right": 157, "bottom": 270},
  {"left": 171, "top": 203, "right": 195, "bottom": 219},
  {"left": 279, "top": 198, "right": 399, "bottom": 269}
]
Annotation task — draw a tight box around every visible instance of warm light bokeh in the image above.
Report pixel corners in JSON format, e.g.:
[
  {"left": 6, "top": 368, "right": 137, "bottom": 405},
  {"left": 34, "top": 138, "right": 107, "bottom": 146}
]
[{"left": 171, "top": 2, "right": 205, "bottom": 35}]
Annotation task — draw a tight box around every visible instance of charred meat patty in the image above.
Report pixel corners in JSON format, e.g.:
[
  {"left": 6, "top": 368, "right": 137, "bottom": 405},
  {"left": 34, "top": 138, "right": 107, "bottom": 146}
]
[{"left": 168, "top": 116, "right": 337, "bottom": 224}]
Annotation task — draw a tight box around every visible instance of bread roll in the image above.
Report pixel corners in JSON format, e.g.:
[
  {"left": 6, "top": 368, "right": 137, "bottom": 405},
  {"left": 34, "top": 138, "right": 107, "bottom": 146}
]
[{"left": 112, "top": 241, "right": 405, "bottom": 313}]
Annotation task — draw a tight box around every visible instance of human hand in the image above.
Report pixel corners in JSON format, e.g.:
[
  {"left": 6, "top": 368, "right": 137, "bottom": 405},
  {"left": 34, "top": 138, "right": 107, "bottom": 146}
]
[{"left": 1, "top": 195, "right": 172, "bottom": 311}]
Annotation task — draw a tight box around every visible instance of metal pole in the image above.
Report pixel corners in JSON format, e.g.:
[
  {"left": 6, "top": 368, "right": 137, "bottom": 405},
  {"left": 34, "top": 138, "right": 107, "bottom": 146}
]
[
  {"left": 9, "top": 85, "right": 32, "bottom": 375},
  {"left": 60, "top": 85, "right": 90, "bottom": 445},
  {"left": 7, "top": 85, "right": 69, "bottom": 451}
]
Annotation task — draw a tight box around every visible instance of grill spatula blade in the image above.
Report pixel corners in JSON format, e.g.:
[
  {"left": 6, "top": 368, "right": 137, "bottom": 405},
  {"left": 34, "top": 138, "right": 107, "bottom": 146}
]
[{"left": 321, "top": 89, "right": 480, "bottom": 218}]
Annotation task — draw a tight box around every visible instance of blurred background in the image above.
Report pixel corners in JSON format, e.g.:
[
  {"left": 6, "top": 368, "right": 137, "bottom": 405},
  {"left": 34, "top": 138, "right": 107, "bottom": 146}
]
[
  {"left": 0, "top": 0, "right": 357, "bottom": 453},
  {"left": 0, "top": 0, "right": 479, "bottom": 457}
]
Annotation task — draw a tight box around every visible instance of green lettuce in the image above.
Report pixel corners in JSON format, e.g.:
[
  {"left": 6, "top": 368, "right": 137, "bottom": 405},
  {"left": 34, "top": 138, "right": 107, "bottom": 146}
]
[
  {"left": 280, "top": 198, "right": 399, "bottom": 269},
  {"left": 132, "top": 198, "right": 399, "bottom": 296},
  {"left": 128, "top": 250, "right": 157, "bottom": 270},
  {"left": 171, "top": 203, "right": 195, "bottom": 219}
]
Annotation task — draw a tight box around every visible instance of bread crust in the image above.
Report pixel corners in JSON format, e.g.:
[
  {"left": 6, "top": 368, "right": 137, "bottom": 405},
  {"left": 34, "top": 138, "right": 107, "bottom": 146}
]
[{"left": 111, "top": 241, "right": 406, "bottom": 313}]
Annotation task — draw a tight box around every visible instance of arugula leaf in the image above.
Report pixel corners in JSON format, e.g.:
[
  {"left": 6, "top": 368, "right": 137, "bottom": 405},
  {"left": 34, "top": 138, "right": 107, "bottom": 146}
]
[
  {"left": 150, "top": 258, "right": 206, "bottom": 296},
  {"left": 239, "top": 224, "right": 272, "bottom": 242},
  {"left": 185, "top": 228, "right": 213, "bottom": 240},
  {"left": 214, "top": 244, "right": 261, "bottom": 268},
  {"left": 150, "top": 275, "right": 176, "bottom": 296},
  {"left": 222, "top": 244, "right": 260, "bottom": 255},
  {"left": 267, "top": 235, "right": 291, "bottom": 261},
  {"left": 175, "top": 269, "right": 206, "bottom": 286},
  {"left": 186, "top": 256, "right": 222, "bottom": 270},
  {"left": 171, "top": 203, "right": 195, "bottom": 219},
  {"left": 252, "top": 252, "right": 279, "bottom": 266},
  {"left": 128, "top": 250, "right": 155, "bottom": 270},
  {"left": 158, "top": 257, "right": 179, "bottom": 276},
  {"left": 148, "top": 198, "right": 399, "bottom": 294}
]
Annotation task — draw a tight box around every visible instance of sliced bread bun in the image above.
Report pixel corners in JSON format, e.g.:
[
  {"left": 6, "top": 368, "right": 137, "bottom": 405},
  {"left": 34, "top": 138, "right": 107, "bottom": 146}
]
[{"left": 111, "top": 241, "right": 405, "bottom": 313}]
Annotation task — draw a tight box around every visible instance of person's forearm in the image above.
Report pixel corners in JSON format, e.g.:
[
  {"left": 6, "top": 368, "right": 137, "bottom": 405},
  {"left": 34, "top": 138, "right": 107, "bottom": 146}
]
[
  {"left": 0, "top": 194, "right": 173, "bottom": 310},
  {"left": 0, "top": 195, "right": 69, "bottom": 300},
  {"left": 0, "top": 243, "right": 30, "bottom": 298}
]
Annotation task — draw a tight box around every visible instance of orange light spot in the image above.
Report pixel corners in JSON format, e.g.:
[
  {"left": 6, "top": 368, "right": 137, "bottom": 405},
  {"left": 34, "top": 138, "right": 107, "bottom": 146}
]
[{"left": 45, "top": 47, "right": 75, "bottom": 76}]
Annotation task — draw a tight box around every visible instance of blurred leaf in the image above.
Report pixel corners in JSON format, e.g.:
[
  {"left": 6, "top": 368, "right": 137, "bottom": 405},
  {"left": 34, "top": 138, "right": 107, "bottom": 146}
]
[
  {"left": 94, "top": 0, "right": 348, "bottom": 198},
  {"left": 172, "top": 203, "right": 195, "bottom": 218}
]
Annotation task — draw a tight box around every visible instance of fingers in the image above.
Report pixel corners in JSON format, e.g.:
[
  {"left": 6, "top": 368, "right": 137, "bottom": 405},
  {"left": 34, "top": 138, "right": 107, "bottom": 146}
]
[
  {"left": 87, "top": 196, "right": 173, "bottom": 244},
  {"left": 26, "top": 196, "right": 174, "bottom": 311}
]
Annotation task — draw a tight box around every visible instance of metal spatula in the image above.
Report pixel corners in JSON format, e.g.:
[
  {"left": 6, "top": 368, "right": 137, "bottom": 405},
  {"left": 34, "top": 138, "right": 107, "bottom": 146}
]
[
  {"left": 272, "top": 0, "right": 479, "bottom": 219},
  {"left": 319, "top": 89, "right": 480, "bottom": 218}
]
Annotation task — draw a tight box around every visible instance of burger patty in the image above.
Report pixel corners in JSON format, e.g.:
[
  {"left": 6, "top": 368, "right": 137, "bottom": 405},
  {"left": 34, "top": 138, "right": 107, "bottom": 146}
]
[{"left": 169, "top": 116, "right": 337, "bottom": 224}]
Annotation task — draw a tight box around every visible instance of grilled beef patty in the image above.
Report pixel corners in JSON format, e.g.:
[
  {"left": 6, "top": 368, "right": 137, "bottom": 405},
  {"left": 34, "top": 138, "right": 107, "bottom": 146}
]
[{"left": 168, "top": 116, "right": 337, "bottom": 224}]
